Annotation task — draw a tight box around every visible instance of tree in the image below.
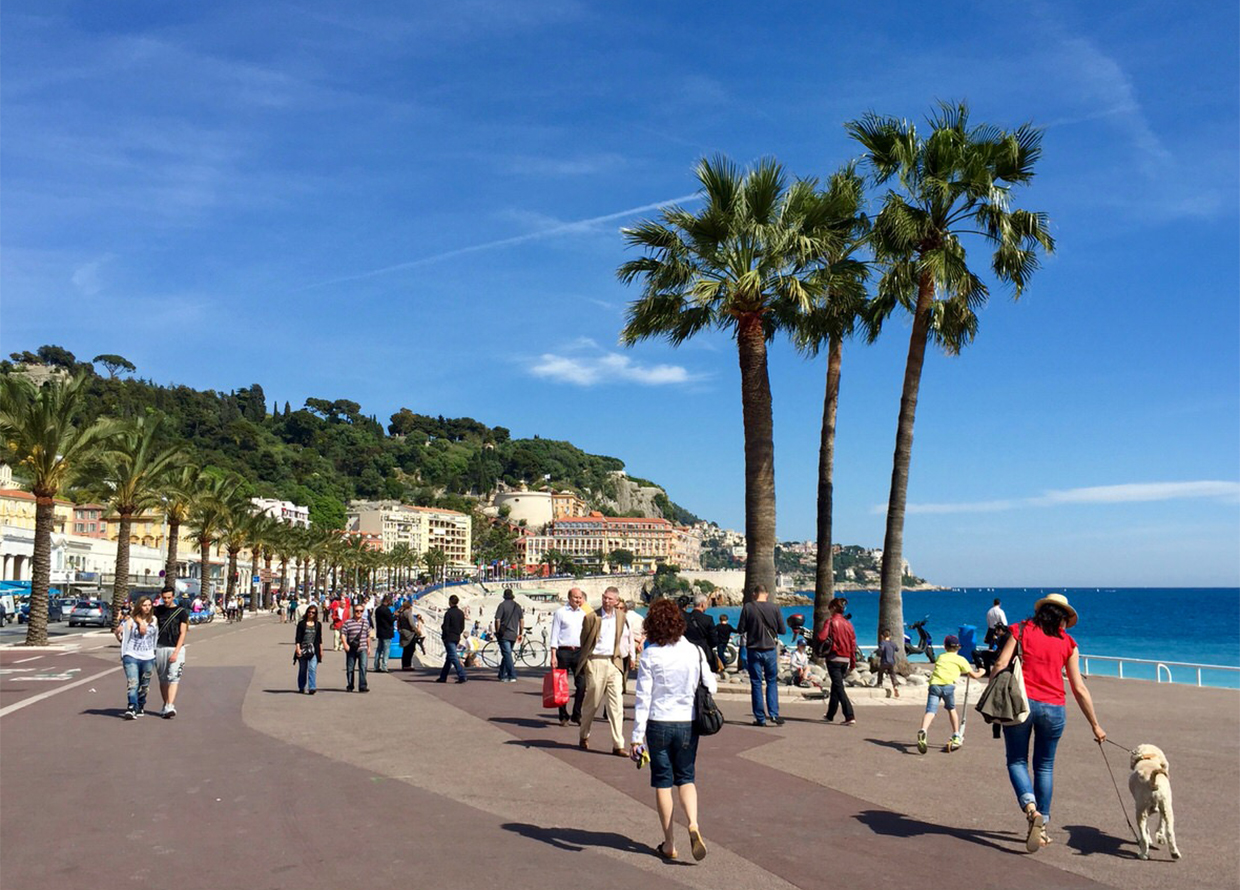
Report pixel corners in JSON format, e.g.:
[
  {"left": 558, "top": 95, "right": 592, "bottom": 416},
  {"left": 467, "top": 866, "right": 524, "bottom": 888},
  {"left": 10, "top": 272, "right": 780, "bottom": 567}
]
[
  {"left": 848, "top": 102, "right": 1054, "bottom": 649},
  {"left": 619, "top": 155, "right": 827, "bottom": 601},
  {"left": 422, "top": 547, "right": 448, "bottom": 586},
  {"left": 0, "top": 373, "right": 120, "bottom": 644},
  {"left": 788, "top": 166, "right": 872, "bottom": 635},
  {"left": 91, "top": 415, "right": 186, "bottom": 624},
  {"left": 608, "top": 548, "right": 636, "bottom": 571},
  {"left": 160, "top": 465, "right": 200, "bottom": 586},
  {"left": 92, "top": 354, "right": 137, "bottom": 378},
  {"left": 189, "top": 474, "right": 241, "bottom": 605}
]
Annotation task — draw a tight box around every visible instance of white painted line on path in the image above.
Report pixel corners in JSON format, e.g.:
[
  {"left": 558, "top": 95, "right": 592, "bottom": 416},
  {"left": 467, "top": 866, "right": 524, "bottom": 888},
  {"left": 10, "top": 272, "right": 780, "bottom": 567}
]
[
  {"left": 0, "top": 667, "right": 119, "bottom": 718},
  {"left": 13, "top": 656, "right": 43, "bottom": 663}
]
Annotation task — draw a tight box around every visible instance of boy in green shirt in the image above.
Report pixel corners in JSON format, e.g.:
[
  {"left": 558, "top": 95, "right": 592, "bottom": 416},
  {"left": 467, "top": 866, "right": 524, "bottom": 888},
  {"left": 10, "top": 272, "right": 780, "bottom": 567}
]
[{"left": 917, "top": 634, "right": 985, "bottom": 753}]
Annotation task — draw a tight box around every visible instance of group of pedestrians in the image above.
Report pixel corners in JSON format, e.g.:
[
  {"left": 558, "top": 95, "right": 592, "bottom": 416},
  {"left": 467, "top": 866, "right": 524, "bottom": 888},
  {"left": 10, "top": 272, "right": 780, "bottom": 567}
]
[{"left": 114, "top": 585, "right": 187, "bottom": 719}]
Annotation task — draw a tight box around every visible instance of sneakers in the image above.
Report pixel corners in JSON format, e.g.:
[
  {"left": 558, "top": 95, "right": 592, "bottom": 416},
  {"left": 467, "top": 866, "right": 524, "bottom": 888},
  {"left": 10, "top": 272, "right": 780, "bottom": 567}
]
[
  {"left": 163, "top": 704, "right": 177, "bottom": 719},
  {"left": 123, "top": 707, "right": 137, "bottom": 720},
  {"left": 949, "top": 733, "right": 963, "bottom": 747},
  {"left": 917, "top": 729, "right": 927, "bottom": 754},
  {"left": 134, "top": 708, "right": 146, "bottom": 718}
]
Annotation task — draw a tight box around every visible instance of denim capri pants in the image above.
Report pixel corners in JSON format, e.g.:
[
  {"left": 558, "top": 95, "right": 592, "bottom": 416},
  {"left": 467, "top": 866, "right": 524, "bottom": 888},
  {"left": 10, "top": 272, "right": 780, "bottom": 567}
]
[
  {"left": 647, "top": 721, "right": 698, "bottom": 789},
  {"left": 924, "top": 683, "right": 957, "bottom": 714}
]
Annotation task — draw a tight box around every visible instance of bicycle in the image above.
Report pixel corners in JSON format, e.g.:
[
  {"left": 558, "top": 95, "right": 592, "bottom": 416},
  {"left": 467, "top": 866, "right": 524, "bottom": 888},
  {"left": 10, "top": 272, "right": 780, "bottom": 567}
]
[{"left": 479, "top": 628, "right": 549, "bottom": 670}]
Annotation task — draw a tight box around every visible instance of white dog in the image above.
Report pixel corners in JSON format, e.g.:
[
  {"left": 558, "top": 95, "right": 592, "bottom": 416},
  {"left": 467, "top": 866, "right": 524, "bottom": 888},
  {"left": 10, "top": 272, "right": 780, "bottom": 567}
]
[{"left": 1129, "top": 744, "right": 1181, "bottom": 860}]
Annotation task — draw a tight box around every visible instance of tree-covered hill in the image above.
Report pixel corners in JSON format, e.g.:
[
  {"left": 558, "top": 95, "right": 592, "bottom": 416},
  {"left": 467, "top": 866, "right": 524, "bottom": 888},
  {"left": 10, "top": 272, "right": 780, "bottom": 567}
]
[{"left": 1, "top": 346, "right": 701, "bottom": 528}]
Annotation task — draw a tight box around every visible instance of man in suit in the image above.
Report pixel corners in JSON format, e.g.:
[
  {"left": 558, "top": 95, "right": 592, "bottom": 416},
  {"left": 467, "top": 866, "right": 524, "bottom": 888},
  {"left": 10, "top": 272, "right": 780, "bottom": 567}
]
[{"left": 576, "top": 586, "right": 632, "bottom": 756}]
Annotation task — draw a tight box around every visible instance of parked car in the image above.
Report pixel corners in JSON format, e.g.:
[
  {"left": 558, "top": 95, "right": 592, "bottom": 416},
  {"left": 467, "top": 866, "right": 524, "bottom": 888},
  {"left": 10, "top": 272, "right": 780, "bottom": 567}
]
[
  {"left": 68, "top": 600, "right": 112, "bottom": 628},
  {"left": 18, "top": 598, "right": 69, "bottom": 623}
]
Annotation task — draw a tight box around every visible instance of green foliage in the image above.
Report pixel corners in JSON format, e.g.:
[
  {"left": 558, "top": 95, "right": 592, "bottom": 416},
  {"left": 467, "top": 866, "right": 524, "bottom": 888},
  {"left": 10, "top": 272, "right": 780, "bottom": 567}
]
[{"left": 92, "top": 354, "right": 137, "bottom": 378}]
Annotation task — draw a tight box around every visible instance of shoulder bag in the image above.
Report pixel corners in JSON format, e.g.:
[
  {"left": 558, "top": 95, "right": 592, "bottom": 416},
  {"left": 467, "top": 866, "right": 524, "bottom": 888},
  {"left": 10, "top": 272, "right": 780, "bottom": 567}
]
[
  {"left": 693, "top": 648, "right": 724, "bottom": 736},
  {"left": 975, "top": 622, "right": 1030, "bottom": 726}
]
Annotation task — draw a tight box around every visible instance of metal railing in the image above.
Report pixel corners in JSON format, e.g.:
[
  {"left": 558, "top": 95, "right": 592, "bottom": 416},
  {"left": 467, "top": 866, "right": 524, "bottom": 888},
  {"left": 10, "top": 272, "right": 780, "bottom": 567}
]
[{"left": 1080, "top": 653, "right": 1240, "bottom": 688}]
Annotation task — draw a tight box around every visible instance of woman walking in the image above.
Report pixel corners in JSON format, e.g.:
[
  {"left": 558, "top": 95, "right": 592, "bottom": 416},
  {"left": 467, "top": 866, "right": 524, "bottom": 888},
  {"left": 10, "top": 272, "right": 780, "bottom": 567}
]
[
  {"left": 991, "top": 593, "right": 1106, "bottom": 852},
  {"left": 630, "top": 598, "right": 717, "bottom": 862},
  {"left": 820, "top": 597, "right": 857, "bottom": 726},
  {"left": 397, "top": 602, "right": 417, "bottom": 671},
  {"left": 115, "top": 595, "right": 159, "bottom": 719},
  {"left": 295, "top": 604, "right": 323, "bottom": 694}
]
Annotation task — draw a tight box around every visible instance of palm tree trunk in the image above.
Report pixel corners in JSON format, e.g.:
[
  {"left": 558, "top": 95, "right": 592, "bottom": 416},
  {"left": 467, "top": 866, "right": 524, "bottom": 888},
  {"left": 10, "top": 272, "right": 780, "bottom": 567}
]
[
  {"left": 226, "top": 548, "right": 239, "bottom": 601},
  {"left": 813, "top": 333, "right": 842, "bottom": 636},
  {"left": 24, "top": 496, "right": 55, "bottom": 645},
  {"left": 111, "top": 511, "right": 134, "bottom": 628},
  {"left": 165, "top": 516, "right": 180, "bottom": 585},
  {"left": 262, "top": 553, "right": 273, "bottom": 610},
  {"left": 201, "top": 540, "right": 213, "bottom": 607},
  {"left": 280, "top": 557, "right": 289, "bottom": 600},
  {"left": 736, "top": 313, "right": 777, "bottom": 601},
  {"left": 879, "top": 270, "right": 935, "bottom": 663}
]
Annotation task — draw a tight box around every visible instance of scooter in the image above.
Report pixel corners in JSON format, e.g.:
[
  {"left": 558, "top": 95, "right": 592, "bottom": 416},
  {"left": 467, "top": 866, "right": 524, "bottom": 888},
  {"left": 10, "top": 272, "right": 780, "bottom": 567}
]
[{"left": 904, "top": 618, "right": 937, "bottom": 663}]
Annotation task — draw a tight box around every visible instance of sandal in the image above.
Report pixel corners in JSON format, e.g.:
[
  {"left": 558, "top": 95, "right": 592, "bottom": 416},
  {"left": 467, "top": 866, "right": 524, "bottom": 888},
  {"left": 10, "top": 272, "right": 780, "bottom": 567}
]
[
  {"left": 688, "top": 825, "right": 707, "bottom": 861},
  {"left": 1025, "top": 806, "right": 1045, "bottom": 853},
  {"left": 656, "top": 841, "right": 678, "bottom": 860}
]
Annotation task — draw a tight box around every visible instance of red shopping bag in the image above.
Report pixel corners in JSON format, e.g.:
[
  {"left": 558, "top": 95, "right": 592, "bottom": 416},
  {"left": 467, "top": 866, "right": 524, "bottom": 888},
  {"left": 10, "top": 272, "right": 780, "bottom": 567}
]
[{"left": 542, "top": 668, "right": 570, "bottom": 708}]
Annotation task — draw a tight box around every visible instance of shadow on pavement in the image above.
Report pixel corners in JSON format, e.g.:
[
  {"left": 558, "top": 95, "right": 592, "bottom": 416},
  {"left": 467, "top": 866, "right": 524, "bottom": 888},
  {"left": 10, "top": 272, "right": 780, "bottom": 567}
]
[
  {"left": 502, "top": 822, "right": 661, "bottom": 858},
  {"left": 79, "top": 708, "right": 128, "bottom": 718},
  {"left": 865, "top": 737, "right": 921, "bottom": 755},
  {"left": 503, "top": 738, "right": 585, "bottom": 752},
  {"left": 1062, "top": 824, "right": 1142, "bottom": 859},
  {"left": 855, "top": 809, "right": 1022, "bottom": 854},
  {"left": 489, "top": 716, "right": 550, "bottom": 729}
]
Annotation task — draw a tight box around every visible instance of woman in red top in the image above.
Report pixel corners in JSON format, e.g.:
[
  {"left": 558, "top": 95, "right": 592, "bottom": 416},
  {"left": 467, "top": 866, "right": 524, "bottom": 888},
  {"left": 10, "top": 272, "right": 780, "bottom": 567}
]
[
  {"left": 820, "top": 597, "right": 858, "bottom": 725},
  {"left": 992, "top": 593, "right": 1106, "bottom": 853}
]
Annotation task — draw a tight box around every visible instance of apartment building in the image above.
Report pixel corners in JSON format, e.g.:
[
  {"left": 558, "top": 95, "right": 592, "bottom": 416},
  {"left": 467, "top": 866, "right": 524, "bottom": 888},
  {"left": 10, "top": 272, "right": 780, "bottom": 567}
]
[
  {"left": 251, "top": 497, "right": 311, "bottom": 528},
  {"left": 671, "top": 526, "right": 702, "bottom": 570},
  {"left": 346, "top": 501, "right": 472, "bottom": 571},
  {"left": 72, "top": 504, "right": 109, "bottom": 538}
]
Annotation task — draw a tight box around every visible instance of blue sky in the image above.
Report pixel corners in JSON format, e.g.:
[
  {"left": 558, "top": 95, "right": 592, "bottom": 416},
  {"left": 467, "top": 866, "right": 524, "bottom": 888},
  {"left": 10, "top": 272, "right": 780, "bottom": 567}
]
[{"left": 2, "top": 1, "right": 1237, "bottom": 587}]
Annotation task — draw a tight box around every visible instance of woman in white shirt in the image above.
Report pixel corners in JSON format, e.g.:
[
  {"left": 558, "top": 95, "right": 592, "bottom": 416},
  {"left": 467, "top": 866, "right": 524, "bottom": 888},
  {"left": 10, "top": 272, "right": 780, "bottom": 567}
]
[
  {"left": 631, "top": 598, "right": 718, "bottom": 862},
  {"left": 114, "top": 595, "right": 159, "bottom": 719}
]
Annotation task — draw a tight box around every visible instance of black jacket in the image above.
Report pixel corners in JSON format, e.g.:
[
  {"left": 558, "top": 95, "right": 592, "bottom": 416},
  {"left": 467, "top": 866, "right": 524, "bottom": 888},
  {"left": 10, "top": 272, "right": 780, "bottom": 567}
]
[
  {"left": 294, "top": 618, "right": 323, "bottom": 661},
  {"left": 441, "top": 606, "right": 465, "bottom": 644},
  {"left": 374, "top": 605, "right": 395, "bottom": 640}
]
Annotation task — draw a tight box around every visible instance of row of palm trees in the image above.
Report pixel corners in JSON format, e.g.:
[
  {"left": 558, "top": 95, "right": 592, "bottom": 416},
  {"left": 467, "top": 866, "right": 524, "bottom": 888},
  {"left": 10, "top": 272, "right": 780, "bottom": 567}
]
[
  {"left": 0, "top": 373, "right": 450, "bottom": 646},
  {"left": 618, "top": 102, "right": 1054, "bottom": 650}
]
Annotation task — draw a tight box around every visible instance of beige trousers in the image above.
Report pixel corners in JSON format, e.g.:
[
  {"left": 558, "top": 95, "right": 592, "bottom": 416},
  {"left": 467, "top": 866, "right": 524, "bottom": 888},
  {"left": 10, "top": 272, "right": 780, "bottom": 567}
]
[{"left": 579, "top": 657, "right": 625, "bottom": 749}]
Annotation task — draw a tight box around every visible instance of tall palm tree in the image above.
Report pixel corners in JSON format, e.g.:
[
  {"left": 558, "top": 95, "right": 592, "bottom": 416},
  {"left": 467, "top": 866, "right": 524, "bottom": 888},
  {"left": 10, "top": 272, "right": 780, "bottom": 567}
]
[
  {"left": 848, "top": 102, "right": 1054, "bottom": 648},
  {"left": 160, "top": 464, "right": 201, "bottom": 588},
  {"left": 619, "top": 155, "right": 827, "bottom": 599},
  {"left": 0, "top": 373, "right": 120, "bottom": 645},
  {"left": 188, "top": 474, "right": 240, "bottom": 607},
  {"left": 787, "top": 166, "right": 871, "bottom": 634},
  {"left": 218, "top": 499, "right": 256, "bottom": 608},
  {"left": 247, "top": 513, "right": 279, "bottom": 609},
  {"left": 93, "top": 416, "right": 186, "bottom": 624}
]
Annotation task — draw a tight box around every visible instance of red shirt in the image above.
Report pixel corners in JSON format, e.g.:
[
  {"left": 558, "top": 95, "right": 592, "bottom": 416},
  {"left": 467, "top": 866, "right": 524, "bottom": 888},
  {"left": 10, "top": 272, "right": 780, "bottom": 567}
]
[{"left": 1012, "top": 622, "right": 1077, "bottom": 706}]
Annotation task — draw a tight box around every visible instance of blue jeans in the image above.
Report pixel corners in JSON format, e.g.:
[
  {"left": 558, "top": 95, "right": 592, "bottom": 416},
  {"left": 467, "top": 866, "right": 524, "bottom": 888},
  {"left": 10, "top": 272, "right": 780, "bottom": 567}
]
[
  {"left": 345, "top": 648, "right": 368, "bottom": 690},
  {"left": 1003, "top": 699, "right": 1066, "bottom": 823},
  {"left": 122, "top": 655, "right": 154, "bottom": 711},
  {"left": 298, "top": 654, "right": 318, "bottom": 691},
  {"left": 374, "top": 639, "right": 391, "bottom": 672},
  {"left": 746, "top": 648, "right": 779, "bottom": 723},
  {"left": 646, "top": 721, "right": 698, "bottom": 789},
  {"left": 439, "top": 640, "right": 467, "bottom": 681},
  {"left": 498, "top": 638, "right": 517, "bottom": 680}
]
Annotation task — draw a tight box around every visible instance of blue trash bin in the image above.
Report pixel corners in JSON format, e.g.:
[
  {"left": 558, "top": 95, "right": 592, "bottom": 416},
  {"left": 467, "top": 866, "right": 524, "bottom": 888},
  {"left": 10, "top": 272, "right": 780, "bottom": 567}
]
[
  {"left": 389, "top": 637, "right": 403, "bottom": 658},
  {"left": 957, "top": 624, "right": 976, "bottom": 663}
]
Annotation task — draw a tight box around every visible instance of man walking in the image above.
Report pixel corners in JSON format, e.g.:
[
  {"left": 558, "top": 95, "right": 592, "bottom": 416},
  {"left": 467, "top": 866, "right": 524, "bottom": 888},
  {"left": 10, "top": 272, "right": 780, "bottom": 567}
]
[
  {"left": 549, "top": 587, "right": 588, "bottom": 726},
  {"left": 372, "top": 595, "right": 395, "bottom": 673},
  {"left": 684, "top": 594, "right": 719, "bottom": 672},
  {"left": 437, "top": 594, "right": 468, "bottom": 683},
  {"left": 575, "top": 587, "right": 631, "bottom": 755},
  {"left": 739, "top": 584, "right": 785, "bottom": 726},
  {"left": 330, "top": 595, "right": 349, "bottom": 651},
  {"left": 493, "top": 588, "right": 524, "bottom": 682},
  {"left": 153, "top": 585, "right": 189, "bottom": 718},
  {"left": 341, "top": 604, "right": 370, "bottom": 692},
  {"left": 984, "top": 597, "right": 1008, "bottom": 646}
]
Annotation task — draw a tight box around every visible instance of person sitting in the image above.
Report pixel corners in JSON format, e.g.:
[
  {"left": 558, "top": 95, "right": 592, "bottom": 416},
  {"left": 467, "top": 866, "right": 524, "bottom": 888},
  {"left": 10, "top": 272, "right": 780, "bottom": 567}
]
[{"left": 789, "top": 638, "right": 812, "bottom": 687}]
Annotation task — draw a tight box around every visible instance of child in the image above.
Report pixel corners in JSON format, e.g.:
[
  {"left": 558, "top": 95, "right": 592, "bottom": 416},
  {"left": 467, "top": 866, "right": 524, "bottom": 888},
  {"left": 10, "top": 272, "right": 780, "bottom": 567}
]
[
  {"left": 874, "top": 628, "right": 899, "bottom": 698},
  {"left": 917, "top": 634, "right": 985, "bottom": 753},
  {"left": 789, "top": 638, "right": 811, "bottom": 687}
]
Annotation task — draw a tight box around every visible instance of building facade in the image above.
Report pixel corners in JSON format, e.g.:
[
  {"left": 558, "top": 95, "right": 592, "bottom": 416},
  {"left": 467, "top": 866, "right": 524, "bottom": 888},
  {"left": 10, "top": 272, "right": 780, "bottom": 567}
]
[
  {"left": 346, "top": 501, "right": 472, "bottom": 572},
  {"left": 250, "top": 497, "right": 311, "bottom": 528}
]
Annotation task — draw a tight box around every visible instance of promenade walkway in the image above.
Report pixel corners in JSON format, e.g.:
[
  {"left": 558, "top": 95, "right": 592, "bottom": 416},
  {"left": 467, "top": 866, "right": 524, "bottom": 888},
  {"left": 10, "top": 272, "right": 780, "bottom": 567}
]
[{"left": 1, "top": 614, "right": 1235, "bottom": 890}]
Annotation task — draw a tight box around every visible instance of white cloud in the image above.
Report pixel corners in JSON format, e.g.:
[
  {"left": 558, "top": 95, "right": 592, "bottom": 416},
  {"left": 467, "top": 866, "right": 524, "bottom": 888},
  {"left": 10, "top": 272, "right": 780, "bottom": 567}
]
[
  {"left": 71, "top": 258, "right": 109, "bottom": 296},
  {"left": 527, "top": 349, "right": 701, "bottom": 387},
  {"left": 880, "top": 480, "right": 1240, "bottom": 515}
]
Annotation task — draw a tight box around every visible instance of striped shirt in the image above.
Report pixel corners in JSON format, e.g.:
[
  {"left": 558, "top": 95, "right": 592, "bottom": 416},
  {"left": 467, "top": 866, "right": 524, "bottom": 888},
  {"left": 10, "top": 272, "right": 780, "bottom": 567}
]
[{"left": 341, "top": 616, "right": 370, "bottom": 651}]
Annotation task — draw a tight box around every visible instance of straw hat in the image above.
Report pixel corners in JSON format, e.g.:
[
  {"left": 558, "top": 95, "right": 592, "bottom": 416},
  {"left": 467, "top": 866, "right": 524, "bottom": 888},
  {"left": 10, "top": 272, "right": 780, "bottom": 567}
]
[{"left": 1033, "top": 593, "right": 1078, "bottom": 628}]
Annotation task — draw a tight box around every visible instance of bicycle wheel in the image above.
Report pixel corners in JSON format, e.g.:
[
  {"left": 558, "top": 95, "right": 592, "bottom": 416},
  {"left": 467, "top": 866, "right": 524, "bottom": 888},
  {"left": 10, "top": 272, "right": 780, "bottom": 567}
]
[
  {"left": 519, "top": 639, "right": 548, "bottom": 668},
  {"left": 479, "top": 641, "right": 501, "bottom": 669}
]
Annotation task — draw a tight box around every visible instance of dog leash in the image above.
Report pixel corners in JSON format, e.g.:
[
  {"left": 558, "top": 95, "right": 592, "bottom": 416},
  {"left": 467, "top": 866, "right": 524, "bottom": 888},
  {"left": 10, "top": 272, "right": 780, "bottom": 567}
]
[{"left": 1096, "top": 741, "right": 1140, "bottom": 842}]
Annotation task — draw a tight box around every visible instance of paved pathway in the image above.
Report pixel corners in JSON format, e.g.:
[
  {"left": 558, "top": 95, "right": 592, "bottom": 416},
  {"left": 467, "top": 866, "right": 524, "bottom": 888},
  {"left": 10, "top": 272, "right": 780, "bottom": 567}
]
[{"left": 1, "top": 616, "right": 1234, "bottom": 890}]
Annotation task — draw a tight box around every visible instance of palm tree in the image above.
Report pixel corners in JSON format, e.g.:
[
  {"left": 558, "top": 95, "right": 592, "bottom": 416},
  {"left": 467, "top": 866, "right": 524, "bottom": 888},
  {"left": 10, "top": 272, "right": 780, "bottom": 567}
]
[
  {"left": 619, "top": 155, "right": 827, "bottom": 599},
  {"left": 0, "top": 373, "right": 120, "bottom": 645},
  {"left": 188, "top": 474, "right": 240, "bottom": 608},
  {"left": 160, "top": 465, "right": 200, "bottom": 588},
  {"left": 93, "top": 416, "right": 186, "bottom": 624},
  {"left": 217, "top": 499, "right": 256, "bottom": 609},
  {"left": 787, "top": 166, "right": 871, "bottom": 634},
  {"left": 848, "top": 102, "right": 1054, "bottom": 648},
  {"left": 247, "top": 513, "right": 279, "bottom": 609}
]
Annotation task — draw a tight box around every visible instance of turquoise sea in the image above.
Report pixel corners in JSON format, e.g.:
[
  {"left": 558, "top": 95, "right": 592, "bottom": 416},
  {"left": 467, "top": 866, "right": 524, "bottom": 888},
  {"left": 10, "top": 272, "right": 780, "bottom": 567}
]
[{"left": 705, "top": 587, "right": 1240, "bottom": 689}]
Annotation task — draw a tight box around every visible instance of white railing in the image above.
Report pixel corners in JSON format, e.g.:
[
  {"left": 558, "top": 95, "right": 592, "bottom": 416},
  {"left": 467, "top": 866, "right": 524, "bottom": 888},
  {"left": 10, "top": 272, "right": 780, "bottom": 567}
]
[{"left": 1080, "top": 654, "right": 1240, "bottom": 688}]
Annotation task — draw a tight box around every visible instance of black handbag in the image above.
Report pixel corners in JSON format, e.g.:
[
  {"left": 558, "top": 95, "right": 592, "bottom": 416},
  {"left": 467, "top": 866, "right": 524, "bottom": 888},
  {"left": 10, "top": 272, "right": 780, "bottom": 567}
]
[{"left": 693, "top": 649, "right": 724, "bottom": 736}]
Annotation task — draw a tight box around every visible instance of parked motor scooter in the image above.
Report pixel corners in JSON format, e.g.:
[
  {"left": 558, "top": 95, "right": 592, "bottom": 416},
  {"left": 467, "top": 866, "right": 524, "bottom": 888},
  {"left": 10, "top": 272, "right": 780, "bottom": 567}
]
[{"left": 904, "top": 618, "right": 937, "bottom": 663}]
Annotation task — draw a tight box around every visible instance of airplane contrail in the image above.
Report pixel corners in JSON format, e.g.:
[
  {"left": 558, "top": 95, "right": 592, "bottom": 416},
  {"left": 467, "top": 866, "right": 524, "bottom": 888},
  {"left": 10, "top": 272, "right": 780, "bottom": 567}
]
[{"left": 296, "top": 193, "right": 701, "bottom": 291}]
